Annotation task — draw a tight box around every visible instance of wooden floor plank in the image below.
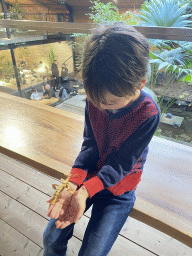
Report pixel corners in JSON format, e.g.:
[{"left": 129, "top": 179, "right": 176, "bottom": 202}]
[
  {"left": 0, "top": 168, "right": 156, "bottom": 255},
  {"left": 84, "top": 209, "right": 192, "bottom": 256},
  {"left": 0, "top": 169, "right": 49, "bottom": 218},
  {"left": 74, "top": 215, "right": 156, "bottom": 256},
  {"left": 1, "top": 162, "right": 192, "bottom": 255},
  {"left": 0, "top": 152, "right": 58, "bottom": 196},
  {"left": 0, "top": 219, "right": 43, "bottom": 256},
  {"left": 1, "top": 154, "right": 192, "bottom": 254},
  {"left": 0, "top": 190, "right": 157, "bottom": 255},
  {"left": 0, "top": 190, "right": 85, "bottom": 256},
  {"left": 0, "top": 191, "right": 47, "bottom": 247},
  {"left": 0, "top": 218, "right": 83, "bottom": 256}
]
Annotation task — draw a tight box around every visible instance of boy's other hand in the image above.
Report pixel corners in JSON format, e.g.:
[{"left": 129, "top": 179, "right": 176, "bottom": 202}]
[
  {"left": 47, "top": 181, "right": 78, "bottom": 219},
  {"left": 55, "top": 185, "right": 89, "bottom": 229}
]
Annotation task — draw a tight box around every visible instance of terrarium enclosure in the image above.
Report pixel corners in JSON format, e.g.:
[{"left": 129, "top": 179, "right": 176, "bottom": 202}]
[{"left": 0, "top": 41, "right": 73, "bottom": 92}]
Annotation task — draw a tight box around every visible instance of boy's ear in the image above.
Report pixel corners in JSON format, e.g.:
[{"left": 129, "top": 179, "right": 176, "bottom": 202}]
[{"left": 138, "top": 79, "right": 147, "bottom": 90}]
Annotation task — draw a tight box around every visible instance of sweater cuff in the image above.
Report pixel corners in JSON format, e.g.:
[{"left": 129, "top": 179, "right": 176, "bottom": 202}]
[
  {"left": 83, "top": 176, "right": 104, "bottom": 198},
  {"left": 69, "top": 168, "right": 87, "bottom": 186}
]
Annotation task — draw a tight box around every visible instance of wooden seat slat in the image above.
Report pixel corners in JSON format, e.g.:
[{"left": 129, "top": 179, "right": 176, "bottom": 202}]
[{"left": 0, "top": 92, "right": 191, "bottom": 247}]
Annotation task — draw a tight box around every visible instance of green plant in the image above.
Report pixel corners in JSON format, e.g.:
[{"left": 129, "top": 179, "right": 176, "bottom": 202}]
[
  {"left": 88, "top": 0, "right": 139, "bottom": 25},
  {"left": 178, "top": 0, "right": 192, "bottom": 14},
  {"left": 0, "top": 58, "right": 14, "bottom": 81},
  {"left": 139, "top": 0, "right": 192, "bottom": 83},
  {"left": 155, "top": 128, "right": 162, "bottom": 137},
  {"left": 147, "top": 67, "right": 178, "bottom": 116},
  {"left": 174, "top": 135, "right": 188, "bottom": 143},
  {"left": 139, "top": 0, "right": 192, "bottom": 27},
  {"left": 71, "top": 0, "right": 139, "bottom": 70},
  {"left": 48, "top": 45, "right": 56, "bottom": 65},
  {"left": 8, "top": 3, "right": 23, "bottom": 20},
  {"left": 149, "top": 47, "right": 192, "bottom": 83},
  {"left": 88, "top": 0, "right": 122, "bottom": 24}
]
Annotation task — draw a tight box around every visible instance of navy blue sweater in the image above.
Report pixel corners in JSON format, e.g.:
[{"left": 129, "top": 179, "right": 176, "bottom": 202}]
[{"left": 69, "top": 90, "right": 160, "bottom": 197}]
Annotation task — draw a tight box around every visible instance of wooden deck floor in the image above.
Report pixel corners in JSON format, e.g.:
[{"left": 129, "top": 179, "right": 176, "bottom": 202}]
[{"left": 0, "top": 152, "right": 192, "bottom": 256}]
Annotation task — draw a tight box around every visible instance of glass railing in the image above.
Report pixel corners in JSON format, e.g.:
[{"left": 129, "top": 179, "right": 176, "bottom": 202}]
[{"left": 0, "top": 19, "right": 192, "bottom": 145}]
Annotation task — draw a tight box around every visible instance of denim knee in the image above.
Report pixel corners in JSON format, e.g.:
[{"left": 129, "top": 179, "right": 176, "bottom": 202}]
[{"left": 43, "top": 218, "right": 75, "bottom": 254}]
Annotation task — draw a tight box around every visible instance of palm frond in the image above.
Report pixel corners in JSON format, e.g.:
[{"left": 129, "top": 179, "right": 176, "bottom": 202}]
[{"left": 138, "top": 0, "right": 191, "bottom": 27}]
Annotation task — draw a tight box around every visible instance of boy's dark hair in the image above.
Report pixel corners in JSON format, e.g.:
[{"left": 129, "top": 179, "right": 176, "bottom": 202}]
[{"left": 82, "top": 24, "right": 149, "bottom": 107}]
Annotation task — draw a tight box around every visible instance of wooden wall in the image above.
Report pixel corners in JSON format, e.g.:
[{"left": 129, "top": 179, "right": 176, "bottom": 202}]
[
  {"left": 1, "top": 0, "right": 69, "bottom": 22},
  {"left": 1, "top": 0, "right": 144, "bottom": 23}
]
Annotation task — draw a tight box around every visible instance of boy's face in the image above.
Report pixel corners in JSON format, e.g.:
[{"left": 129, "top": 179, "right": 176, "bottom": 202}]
[
  {"left": 98, "top": 80, "right": 146, "bottom": 111},
  {"left": 99, "top": 90, "right": 140, "bottom": 111}
]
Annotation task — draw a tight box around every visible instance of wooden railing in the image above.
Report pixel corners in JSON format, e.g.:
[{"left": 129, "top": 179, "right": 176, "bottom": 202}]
[
  {"left": 0, "top": 19, "right": 192, "bottom": 41},
  {"left": 0, "top": 92, "right": 191, "bottom": 248}
]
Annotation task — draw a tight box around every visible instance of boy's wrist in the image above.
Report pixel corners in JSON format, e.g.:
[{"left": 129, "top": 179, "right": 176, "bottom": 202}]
[
  {"left": 78, "top": 185, "right": 90, "bottom": 199},
  {"left": 68, "top": 181, "right": 78, "bottom": 192}
]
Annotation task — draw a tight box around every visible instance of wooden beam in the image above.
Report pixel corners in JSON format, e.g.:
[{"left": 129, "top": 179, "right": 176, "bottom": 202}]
[
  {"left": 0, "top": 19, "right": 192, "bottom": 41},
  {"left": 30, "top": 0, "right": 49, "bottom": 9}
]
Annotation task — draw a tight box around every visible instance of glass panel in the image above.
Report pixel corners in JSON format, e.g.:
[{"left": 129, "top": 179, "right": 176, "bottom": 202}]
[
  {"left": 0, "top": 49, "right": 16, "bottom": 92},
  {"left": 0, "top": 20, "right": 191, "bottom": 145},
  {"left": 145, "top": 37, "right": 192, "bottom": 145}
]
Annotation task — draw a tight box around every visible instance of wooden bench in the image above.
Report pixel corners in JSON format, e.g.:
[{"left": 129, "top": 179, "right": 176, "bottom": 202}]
[{"left": 0, "top": 92, "right": 191, "bottom": 248}]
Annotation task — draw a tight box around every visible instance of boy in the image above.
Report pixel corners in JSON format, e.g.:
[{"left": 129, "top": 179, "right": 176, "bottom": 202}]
[{"left": 43, "top": 24, "right": 160, "bottom": 256}]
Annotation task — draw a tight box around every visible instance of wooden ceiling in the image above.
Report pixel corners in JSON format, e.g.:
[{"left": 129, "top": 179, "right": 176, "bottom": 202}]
[{"left": 30, "top": 0, "right": 144, "bottom": 9}]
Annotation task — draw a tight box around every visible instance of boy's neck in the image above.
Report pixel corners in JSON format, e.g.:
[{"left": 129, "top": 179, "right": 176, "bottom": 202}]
[
  {"left": 125, "top": 89, "right": 141, "bottom": 107},
  {"left": 108, "top": 90, "right": 141, "bottom": 113}
]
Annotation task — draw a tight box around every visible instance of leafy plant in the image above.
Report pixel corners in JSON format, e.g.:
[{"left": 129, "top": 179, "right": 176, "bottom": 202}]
[
  {"left": 155, "top": 128, "right": 162, "bottom": 137},
  {"left": 147, "top": 64, "right": 179, "bottom": 117},
  {"left": 0, "top": 58, "right": 14, "bottom": 81},
  {"left": 149, "top": 43, "right": 192, "bottom": 83},
  {"left": 48, "top": 45, "right": 56, "bottom": 65},
  {"left": 71, "top": 0, "right": 139, "bottom": 70},
  {"left": 178, "top": 0, "right": 192, "bottom": 14},
  {"left": 8, "top": 3, "right": 23, "bottom": 20},
  {"left": 88, "top": 0, "right": 121, "bottom": 24},
  {"left": 139, "top": 0, "right": 192, "bottom": 27},
  {"left": 88, "top": 0, "right": 139, "bottom": 25}
]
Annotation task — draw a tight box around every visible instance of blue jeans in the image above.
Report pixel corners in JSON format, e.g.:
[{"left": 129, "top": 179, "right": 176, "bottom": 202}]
[{"left": 43, "top": 189, "right": 136, "bottom": 256}]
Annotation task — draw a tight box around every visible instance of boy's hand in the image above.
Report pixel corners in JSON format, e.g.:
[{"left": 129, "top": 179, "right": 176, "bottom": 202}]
[
  {"left": 47, "top": 181, "right": 78, "bottom": 219},
  {"left": 55, "top": 185, "right": 89, "bottom": 229}
]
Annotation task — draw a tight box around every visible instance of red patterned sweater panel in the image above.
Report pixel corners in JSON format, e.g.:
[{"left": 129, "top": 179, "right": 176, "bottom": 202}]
[{"left": 87, "top": 97, "right": 158, "bottom": 195}]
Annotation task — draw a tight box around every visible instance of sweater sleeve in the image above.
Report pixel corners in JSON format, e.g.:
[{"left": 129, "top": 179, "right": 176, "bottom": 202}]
[
  {"left": 83, "top": 113, "right": 160, "bottom": 197},
  {"left": 69, "top": 100, "right": 99, "bottom": 186}
]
